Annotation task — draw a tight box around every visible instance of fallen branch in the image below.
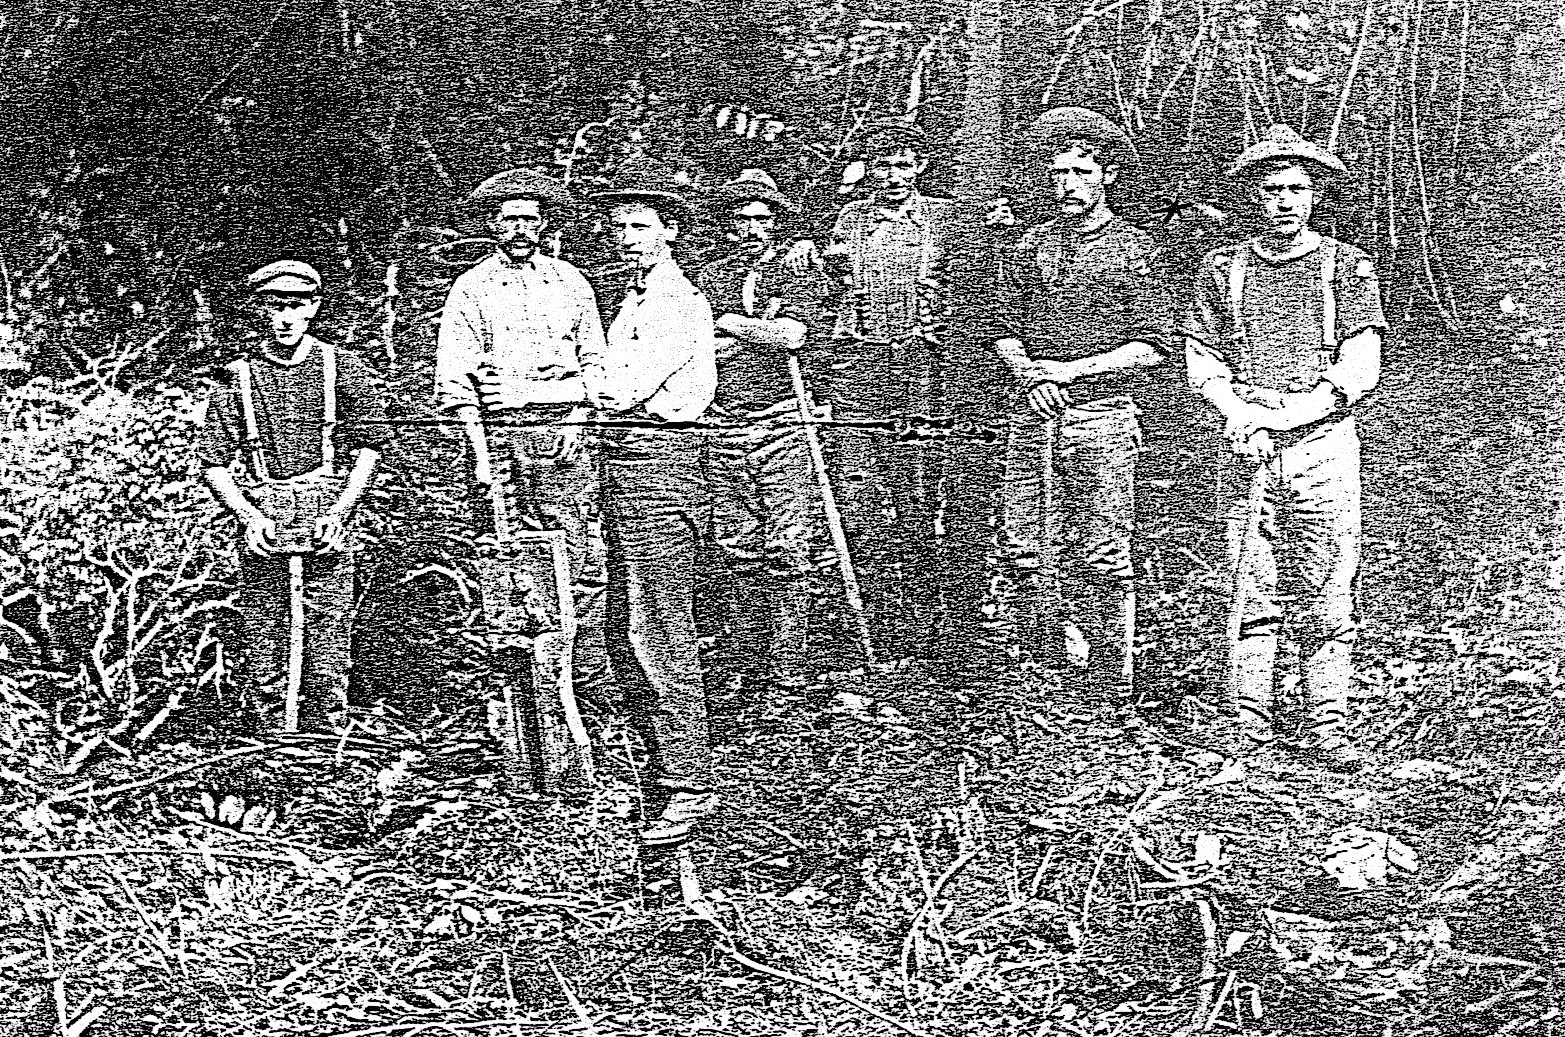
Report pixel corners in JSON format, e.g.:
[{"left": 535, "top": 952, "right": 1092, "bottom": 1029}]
[
  {"left": 27, "top": 743, "right": 278, "bottom": 808},
  {"left": 718, "top": 936, "right": 930, "bottom": 1037},
  {"left": 0, "top": 846, "right": 294, "bottom": 865}
]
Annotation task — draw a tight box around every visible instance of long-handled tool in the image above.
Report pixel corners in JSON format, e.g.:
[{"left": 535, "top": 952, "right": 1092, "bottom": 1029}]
[
  {"left": 283, "top": 553, "right": 305, "bottom": 731},
  {"left": 787, "top": 353, "right": 877, "bottom": 668},
  {"left": 1225, "top": 437, "right": 1274, "bottom": 711}
]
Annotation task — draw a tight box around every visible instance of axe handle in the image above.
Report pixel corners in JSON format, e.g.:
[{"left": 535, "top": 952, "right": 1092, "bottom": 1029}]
[
  {"left": 788, "top": 352, "right": 876, "bottom": 667},
  {"left": 284, "top": 553, "right": 305, "bottom": 731}
]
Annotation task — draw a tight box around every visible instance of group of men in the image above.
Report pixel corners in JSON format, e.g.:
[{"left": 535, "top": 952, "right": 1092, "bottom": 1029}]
[{"left": 197, "top": 105, "right": 1386, "bottom": 847}]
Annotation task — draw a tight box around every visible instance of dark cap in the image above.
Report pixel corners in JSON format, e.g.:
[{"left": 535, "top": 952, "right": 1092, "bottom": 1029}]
[
  {"left": 245, "top": 260, "right": 322, "bottom": 296},
  {"left": 862, "top": 117, "right": 928, "bottom": 155}
]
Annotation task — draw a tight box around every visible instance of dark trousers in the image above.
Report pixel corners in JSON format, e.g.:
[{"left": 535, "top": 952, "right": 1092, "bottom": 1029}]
[
  {"left": 708, "top": 415, "right": 823, "bottom": 684},
  {"left": 824, "top": 337, "right": 943, "bottom": 661},
  {"left": 237, "top": 549, "right": 354, "bottom": 729},
  {"left": 598, "top": 428, "right": 710, "bottom": 790}
]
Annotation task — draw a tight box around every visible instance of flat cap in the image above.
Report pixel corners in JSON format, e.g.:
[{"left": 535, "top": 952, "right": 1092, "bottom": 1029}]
[
  {"left": 466, "top": 168, "right": 575, "bottom": 209},
  {"left": 713, "top": 168, "right": 795, "bottom": 216},
  {"left": 1027, "top": 106, "right": 1137, "bottom": 166},
  {"left": 592, "top": 158, "right": 693, "bottom": 216},
  {"left": 246, "top": 260, "right": 321, "bottom": 296},
  {"left": 862, "top": 117, "right": 927, "bottom": 153},
  {"left": 1228, "top": 124, "right": 1347, "bottom": 178}
]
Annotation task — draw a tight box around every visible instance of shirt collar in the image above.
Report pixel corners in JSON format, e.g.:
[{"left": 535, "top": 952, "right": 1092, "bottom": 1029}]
[
  {"left": 871, "top": 192, "right": 926, "bottom": 226},
  {"left": 495, "top": 248, "right": 554, "bottom": 278},
  {"left": 1249, "top": 229, "right": 1323, "bottom": 264}
]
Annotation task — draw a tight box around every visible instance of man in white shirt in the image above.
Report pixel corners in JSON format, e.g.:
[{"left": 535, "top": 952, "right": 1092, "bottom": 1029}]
[
  {"left": 586, "top": 160, "right": 719, "bottom": 848},
  {"left": 434, "top": 169, "right": 609, "bottom": 694}
]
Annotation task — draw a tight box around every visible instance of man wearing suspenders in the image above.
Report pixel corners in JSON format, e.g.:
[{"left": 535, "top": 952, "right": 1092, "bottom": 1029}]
[
  {"left": 199, "top": 261, "right": 389, "bottom": 730},
  {"left": 1183, "top": 126, "right": 1385, "bottom": 770}
]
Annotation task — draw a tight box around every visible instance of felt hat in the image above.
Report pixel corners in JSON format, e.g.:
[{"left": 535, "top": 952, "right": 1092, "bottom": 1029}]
[
  {"left": 1228, "top": 124, "right": 1347, "bottom": 178},
  {"left": 713, "top": 168, "right": 795, "bottom": 216},
  {"left": 592, "top": 158, "right": 693, "bottom": 218},
  {"left": 861, "top": 117, "right": 928, "bottom": 154},
  {"left": 1027, "top": 106, "right": 1138, "bottom": 167},
  {"left": 245, "top": 260, "right": 321, "bottom": 296},
  {"left": 465, "top": 168, "right": 575, "bottom": 210}
]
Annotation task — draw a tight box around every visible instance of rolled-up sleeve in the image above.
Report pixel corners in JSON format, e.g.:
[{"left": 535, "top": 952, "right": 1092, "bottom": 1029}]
[
  {"left": 433, "top": 281, "right": 483, "bottom": 412},
  {"left": 1181, "top": 256, "right": 1235, "bottom": 391},
  {"left": 1319, "top": 247, "right": 1386, "bottom": 405}
]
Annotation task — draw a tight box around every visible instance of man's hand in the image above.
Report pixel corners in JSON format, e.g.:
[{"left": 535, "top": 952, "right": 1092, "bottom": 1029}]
[
  {"left": 314, "top": 510, "right": 349, "bottom": 554},
  {"left": 242, "top": 511, "right": 279, "bottom": 557},
  {"left": 1027, "top": 382, "right": 1071, "bottom": 418},
  {"left": 782, "top": 239, "right": 821, "bottom": 275},
  {"left": 1222, "top": 401, "right": 1278, "bottom": 449},
  {"left": 476, "top": 366, "right": 529, "bottom": 413},
  {"left": 1231, "top": 428, "right": 1276, "bottom": 462}
]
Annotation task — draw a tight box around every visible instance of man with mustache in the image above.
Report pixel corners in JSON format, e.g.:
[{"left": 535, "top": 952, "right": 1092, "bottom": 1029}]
[
  {"left": 992, "top": 107, "right": 1170, "bottom": 695},
  {"left": 433, "top": 169, "right": 609, "bottom": 696},
  {"left": 695, "top": 169, "right": 832, "bottom": 697},
  {"left": 1183, "top": 125, "right": 1384, "bottom": 770},
  {"left": 810, "top": 118, "right": 966, "bottom": 667},
  {"left": 584, "top": 160, "right": 718, "bottom": 847}
]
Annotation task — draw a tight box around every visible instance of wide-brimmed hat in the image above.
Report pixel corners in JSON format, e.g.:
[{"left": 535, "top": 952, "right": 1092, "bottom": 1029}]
[
  {"left": 861, "top": 116, "right": 928, "bottom": 155},
  {"left": 464, "top": 168, "right": 575, "bottom": 210},
  {"left": 1228, "top": 125, "right": 1347, "bottom": 178},
  {"left": 246, "top": 260, "right": 321, "bottom": 296},
  {"left": 712, "top": 169, "right": 795, "bottom": 216},
  {"left": 1026, "top": 106, "right": 1138, "bottom": 167},
  {"left": 592, "top": 158, "right": 693, "bottom": 219}
]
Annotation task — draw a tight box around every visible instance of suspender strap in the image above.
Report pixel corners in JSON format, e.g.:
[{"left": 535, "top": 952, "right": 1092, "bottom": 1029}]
[
  {"left": 232, "top": 358, "right": 270, "bottom": 482},
  {"left": 232, "top": 340, "right": 339, "bottom": 481},
  {"left": 321, "top": 340, "right": 337, "bottom": 470},
  {"left": 1319, "top": 244, "right": 1338, "bottom": 370}
]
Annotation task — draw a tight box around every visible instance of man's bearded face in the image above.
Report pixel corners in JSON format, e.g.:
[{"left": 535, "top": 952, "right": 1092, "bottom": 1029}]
[
  {"left": 729, "top": 201, "right": 778, "bottom": 248},
  {"left": 489, "top": 198, "right": 547, "bottom": 258}
]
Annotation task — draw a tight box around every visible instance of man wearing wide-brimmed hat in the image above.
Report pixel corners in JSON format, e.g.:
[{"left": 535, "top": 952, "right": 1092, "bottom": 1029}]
[
  {"left": 583, "top": 158, "right": 719, "bottom": 847},
  {"left": 808, "top": 116, "right": 969, "bottom": 665},
  {"left": 991, "top": 106, "right": 1170, "bottom": 696},
  {"left": 696, "top": 169, "right": 833, "bottom": 698},
  {"left": 434, "top": 168, "right": 610, "bottom": 698},
  {"left": 1183, "top": 125, "right": 1385, "bottom": 770},
  {"left": 198, "top": 260, "right": 390, "bottom": 730}
]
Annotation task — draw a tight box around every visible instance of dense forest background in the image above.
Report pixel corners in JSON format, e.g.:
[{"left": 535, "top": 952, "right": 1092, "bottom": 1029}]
[{"left": 3, "top": 2, "right": 1565, "bottom": 1036}]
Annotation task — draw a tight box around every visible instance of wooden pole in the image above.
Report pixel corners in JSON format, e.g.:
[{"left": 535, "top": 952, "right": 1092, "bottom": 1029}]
[{"left": 284, "top": 554, "right": 305, "bottom": 731}]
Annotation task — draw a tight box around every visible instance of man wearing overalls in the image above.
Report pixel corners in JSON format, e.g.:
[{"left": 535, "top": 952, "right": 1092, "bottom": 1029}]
[
  {"left": 992, "top": 108, "right": 1169, "bottom": 694},
  {"left": 1183, "top": 126, "right": 1385, "bottom": 770},
  {"left": 199, "top": 261, "right": 389, "bottom": 730},
  {"left": 696, "top": 169, "right": 832, "bottom": 695}
]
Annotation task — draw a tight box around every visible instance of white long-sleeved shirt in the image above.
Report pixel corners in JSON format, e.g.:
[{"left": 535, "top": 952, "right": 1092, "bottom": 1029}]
[
  {"left": 433, "top": 251, "right": 605, "bottom": 412},
  {"left": 582, "top": 259, "right": 716, "bottom": 423}
]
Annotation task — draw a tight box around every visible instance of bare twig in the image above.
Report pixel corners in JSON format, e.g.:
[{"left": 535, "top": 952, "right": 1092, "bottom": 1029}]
[
  {"left": 719, "top": 936, "right": 930, "bottom": 1037},
  {"left": 1328, "top": 0, "right": 1376, "bottom": 151}
]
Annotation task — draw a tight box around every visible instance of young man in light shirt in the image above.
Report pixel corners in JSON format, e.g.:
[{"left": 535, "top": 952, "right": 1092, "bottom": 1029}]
[
  {"left": 1183, "top": 125, "right": 1385, "bottom": 771},
  {"left": 585, "top": 159, "right": 718, "bottom": 847}
]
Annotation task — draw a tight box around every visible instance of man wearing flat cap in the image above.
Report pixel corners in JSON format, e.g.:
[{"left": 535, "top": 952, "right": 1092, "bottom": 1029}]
[
  {"left": 807, "top": 117, "right": 967, "bottom": 664},
  {"left": 1182, "top": 125, "right": 1385, "bottom": 770},
  {"left": 435, "top": 168, "right": 609, "bottom": 692},
  {"left": 198, "top": 260, "right": 390, "bottom": 729},
  {"left": 583, "top": 158, "right": 719, "bottom": 848},
  {"left": 696, "top": 170, "right": 833, "bottom": 696},
  {"left": 992, "top": 106, "right": 1170, "bottom": 695}
]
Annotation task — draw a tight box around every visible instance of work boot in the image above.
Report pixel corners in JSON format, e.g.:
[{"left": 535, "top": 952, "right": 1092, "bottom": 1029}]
[{"left": 640, "top": 789, "right": 720, "bottom": 848}]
